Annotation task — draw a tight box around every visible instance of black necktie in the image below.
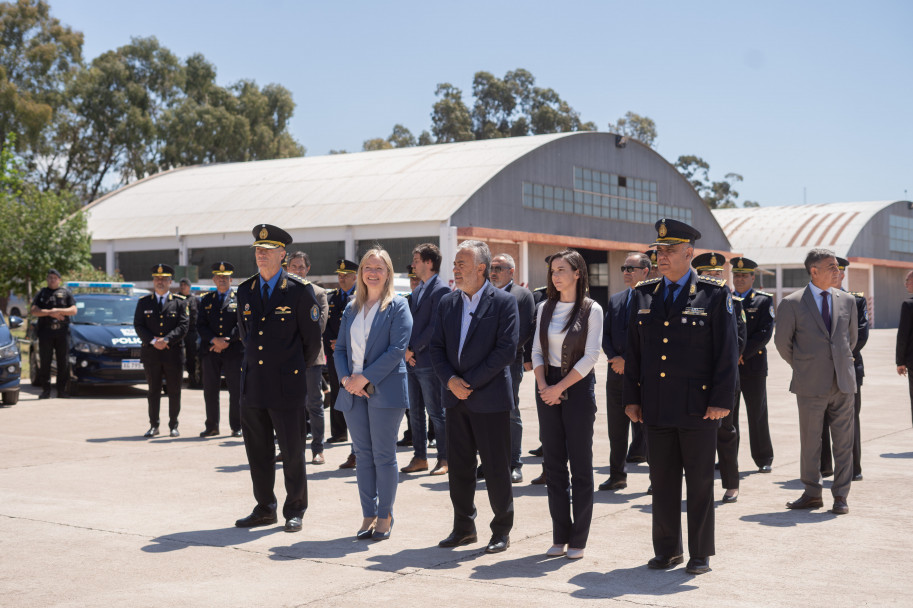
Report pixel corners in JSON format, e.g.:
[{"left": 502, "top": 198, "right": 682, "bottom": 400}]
[
  {"left": 262, "top": 282, "right": 270, "bottom": 303},
  {"left": 665, "top": 284, "right": 677, "bottom": 313},
  {"left": 821, "top": 291, "right": 831, "bottom": 333}
]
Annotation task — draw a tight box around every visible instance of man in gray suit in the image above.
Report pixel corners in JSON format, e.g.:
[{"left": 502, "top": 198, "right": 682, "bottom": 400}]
[{"left": 774, "top": 248, "right": 858, "bottom": 515}]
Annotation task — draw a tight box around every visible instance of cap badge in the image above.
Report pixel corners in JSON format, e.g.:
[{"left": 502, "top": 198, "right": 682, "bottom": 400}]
[
  {"left": 658, "top": 222, "right": 668, "bottom": 238},
  {"left": 259, "top": 227, "right": 268, "bottom": 240},
  {"left": 738, "top": 259, "right": 744, "bottom": 269},
  {"left": 710, "top": 255, "right": 717, "bottom": 267},
  {"left": 219, "top": 263, "right": 225, "bottom": 272},
  {"left": 157, "top": 265, "right": 163, "bottom": 274},
  {"left": 339, "top": 261, "right": 346, "bottom": 271}
]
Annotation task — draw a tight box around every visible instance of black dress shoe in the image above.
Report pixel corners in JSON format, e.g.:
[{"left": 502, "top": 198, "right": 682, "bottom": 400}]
[
  {"left": 235, "top": 512, "right": 277, "bottom": 528},
  {"left": 285, "top": 517, "right": 303, "bottom": 532},
  {"left": 326, "top": 435, "right": 348, "bottom": 444},
  {"left": 758, "top": 465, "right": 772, "bottom": 473},
  {"left": 626, "top": 455, "right": 647, "bottom": 464},
  {"left": 372, "top": 517, "right": 394, "bottom": 541},
  {"left": 485, "top": 535, "right": 509, "bottom": 554},
  {"left": 199, "top": 428, "right": 219, "bottom": 437},
  {"left": 686, "top": 557, "right": 711, "bottom": 574},
  {"left": 510, "top": 468, "right": 523, "bottom": 483},
  {"left": 396, "top": 437, "right": 412, "bottom": 447},
  {"left": 786, "top": 493, "right": 824, "bottom": 509},
  {"left": 820, "top": 469, "right": 834, "bottom": 478},
  {"left": 529, "top": 446, "right": 543, "bottom": 457},
  {"left": 439, "top": 530, "right": 478, "bottom": 548},
  {"left": 853, "top": 473, "right": 863, "bottom": 482},
  {"left": 646, "top": 485, "right": 653, "bottom": 495},
  {"left": 648, "top": 554, "right": 684, "bottom": 569},
  {"left": 274, "top": 452, "right": 284, "bottom": 463},
  {"left": 169, "top": 428, "right": 180, "bottom": 437},
  {"left": 143, "top": 426, "right": 160, "bottom": 438},
  {"left": 231, "top": 429, "right": 242, "bottom": 437},
  {"left": 598, "top": 477, "right": 627, "bottom": 491},
  {"left": 39, "top": 388, "right": 51, "bottom": 399},
  {"left": 476, "top": 465, "right": 485, "bottom": 479},
  {"left": 531, "top": 470, "right": 546, "bottom": 485},
  {"left": 831, "top": 496, "right": 849, "bottom": 515},
  {"left": 428, "top": 438, "right": 437, "bottom": 448},
  {"left": 722, "top": 490, "right": 739, "bottom": 504},
  {"left": 57, "top": 391, "right": 69, "bottom": 399},
  {"left": 356, "top": 527, "right": 374, "bottom": 540}
]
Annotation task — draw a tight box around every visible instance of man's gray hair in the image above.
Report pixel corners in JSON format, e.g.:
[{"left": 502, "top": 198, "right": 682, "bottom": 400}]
[
  {"left": 626, "top": 252, "right": 651, "bottom": 268},
  {"left": 493, "top": 253, "right": 515, "bottom": 269},
  {"left": 804, "top": 248, "right": 836, "bottom": 274},
  {"left": 457, "top": 240, "right": 492, "bottom": 279}
]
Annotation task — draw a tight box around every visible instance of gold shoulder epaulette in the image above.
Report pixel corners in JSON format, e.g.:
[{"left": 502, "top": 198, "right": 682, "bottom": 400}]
[
  {"left": 732, "top": 295, "right": 744, "bottom": 301},
  {"left": 698, "top": 275, "right": 727, "bottom": 287},
  {"left": 286, "top": 272, "right": 309, "bottom": 285},
  {"left": 635, "top": 277, "right": 661, "bottom": 288},
  {"left": 851, "top": 291, "right": 865, "bottom": 298},
  {"left": 755, "top": 290, "right": 774, "bottom": 297},
  {"left": 173, "top": 293, "right": 186, "bottom": 300}
]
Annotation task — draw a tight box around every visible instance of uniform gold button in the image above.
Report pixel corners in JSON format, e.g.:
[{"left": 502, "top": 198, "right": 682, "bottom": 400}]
[
  {"left": 660, "top": 372, "right": 666, "bottom": 378},
  {"left": 258, "top": 331, "right": 263, "bottom": 335},
  {"left": 661, "top": 355, "right": 666, "bottom": 360},
  {"left": 261, "top": 317, "right": 265, "bottom": 321},
  {"left": 258, "top": 346, "right": 263, "bottom": 350},
  {"left": 294, "top": 370, "right": 298, "bottom": 374},
  {"left": 664, "top": 321, "right": 669, "bottom": 326},
  {"left": 258, "top": 360, "right": 263, "bottom": 365},
  {"left": 702, "top": 385, "right": 707, "bottom": 390},
  {"left": 663, "top": 338, "right": 668, "bottom": 343},
  {"left": 758, "top": 350, "right": 762, "bottom": 354}
]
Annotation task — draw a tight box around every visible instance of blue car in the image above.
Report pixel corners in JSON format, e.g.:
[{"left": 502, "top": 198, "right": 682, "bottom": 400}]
[
  {"left": 29, "top": 283, "right": 147, "bottom": 395},
  {"left": 0, "top": 311, "right": 23, "bottom": 405}
]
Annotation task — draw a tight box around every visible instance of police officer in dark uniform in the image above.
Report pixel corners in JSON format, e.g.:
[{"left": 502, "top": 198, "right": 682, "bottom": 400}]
[
  {"left": 134, "top": 264, "right": 189, "bottom": 437},
  {"left": 198, "top": 262, "right": 242, "bottom": 438},
  {"left": 179, "top": 278, "right": 202, "bottom": 388},
  {"left": 31, "top": 269, "right": 77, "bottom": 399},
  {"left": 233, "top": 224, "right": 322, "bottom": 533},
  {"left": 644, "top": 249, "right": 660, "bottom": 281},
  {"left": 729, "top": 256, "right": 776, "bottom": 472},
  {"left": 693, "top": 252, "right": 746, "bottom": 504},
  {"left": 820, "top": 257, "right": 868, "bottom": 481},
  {"left": 324, "top": 259, "right": 358, "bottom": 446},
  {"left": 624, "top": 219, "right": 738, "bottom": 575}
]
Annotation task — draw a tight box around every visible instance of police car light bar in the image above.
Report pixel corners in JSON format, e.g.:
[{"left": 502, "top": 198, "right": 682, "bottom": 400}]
[
  {"left": 190, "top": 285, "right": 217, "bottom": 292},
  {"left": 66, "top": 282, "right": 135, "bottom": 288}
]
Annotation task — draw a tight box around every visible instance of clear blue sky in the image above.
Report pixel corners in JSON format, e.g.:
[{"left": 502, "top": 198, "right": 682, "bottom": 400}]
[{"left": 52, "top": 0, "right": 912, "bottom": 207}]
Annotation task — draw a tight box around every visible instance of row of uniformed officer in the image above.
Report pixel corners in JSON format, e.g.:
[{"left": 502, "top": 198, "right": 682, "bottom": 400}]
[{"left": 133, "top": 264, "right": 189, "bottom": 437}]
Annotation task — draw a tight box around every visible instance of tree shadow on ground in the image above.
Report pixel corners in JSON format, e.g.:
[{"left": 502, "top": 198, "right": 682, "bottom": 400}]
[
  {"left": 568, "top": 564, "right": 698, "bottom": 599},
  {"left": 142, "top": 526, "right": 282, "bottom": 553}
]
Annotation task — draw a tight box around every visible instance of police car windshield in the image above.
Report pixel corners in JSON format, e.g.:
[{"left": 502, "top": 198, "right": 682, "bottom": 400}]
[{"left": 72, "top": 295, "right": 139, "bottom": 325}]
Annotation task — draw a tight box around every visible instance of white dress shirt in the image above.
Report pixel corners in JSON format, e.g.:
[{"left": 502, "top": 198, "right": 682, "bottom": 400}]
[
  {"left": 458, "top": 281, "right": 489, "bottom": 360},
  {"left": 350, "top": 302, "right": 379, "bottom": 374},
  {"left": 531, "top": 300, "right": 604, "bottom": 377}
]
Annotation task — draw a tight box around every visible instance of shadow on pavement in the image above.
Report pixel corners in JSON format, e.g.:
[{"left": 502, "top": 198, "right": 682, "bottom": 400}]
[
  {"left": 86, "top": 436, "right": 150, "bottom": 443},
  {"left": 881, "top": 452, "right": 913, "bottom": 458},
  {"left": 469, "top": 553, "right": 574, "bottom": 580},
  {"left": 740, "top": 510, "right": 837, "bottom": 527},
  {"left": 142, "top": 526, "right": 282, "bottom": 553},
  {"left": 773, "top": 478, "right": 806, "bottom": 491},
  {"left": 215, "top": 463, "right": 250, "bottom": 473},
  {"left": 268, "top": 537, "right": 371, "bottom": 560},
  {"left": 568, "top": 565, "right": 698, "bottom": 599},
  {"left": 366, "top": 546, "right": 472, "bottom": 571}
]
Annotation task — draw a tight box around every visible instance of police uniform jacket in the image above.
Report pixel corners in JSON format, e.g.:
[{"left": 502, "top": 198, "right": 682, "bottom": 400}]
[
  {"left": 737, "top": 288, "right": 775, "bottom": 376},
  {"left": 197, "top": 289, "right": 242, "bottom": 356},
  {"left": 324, "top": 287, "right": 352, "bottom": 359},
  {"left": 896, "top": 296, "right": 913, "bottom": 368},
  {"left": 850, "top": 292, "right": 869, "bottom": 386},
  {"left": 732, "top": 295, "right": 747, "bottom": 356},
  {"left": 133, "top": 292, "right": 189, "bottom": 362},
  {"left": 32, "top": 286, "right": 76, "bottom": 336},
  {"left": 185, "top": 294, "right": 200, "bottom": 334},
  {"left": 623, "top": 271, "right": 739, "bottom": 429},
  {"left": 236, "top": 269, "right": 322, "bottom": 409}
]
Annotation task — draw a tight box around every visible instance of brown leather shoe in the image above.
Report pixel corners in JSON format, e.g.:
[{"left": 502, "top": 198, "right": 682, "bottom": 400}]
[
  {"left": 312, "top": 452, "right": 325, "bottom": 465},
  {"left": 429, "top": 459, "right": 448, "bottom": 476},
  {"left": 338, "top": 454, "right": 356, "bottom": 469},
  {"left": 531, "top": 469, "right": 547, "bottom": 485},
  {"left": 786, "top": 493, "right": 824, "bottom": 510},
  {"left": 400, "top": 457, "right": 429, "bottom": 473},
  {"left": 832, "top": 496, "right": 849, "bottom": 515}
]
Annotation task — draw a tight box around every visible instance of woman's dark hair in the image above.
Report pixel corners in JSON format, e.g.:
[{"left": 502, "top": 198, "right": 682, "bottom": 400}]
[{"left": 546, "top": 248, "right": 589, "bottom": 332}]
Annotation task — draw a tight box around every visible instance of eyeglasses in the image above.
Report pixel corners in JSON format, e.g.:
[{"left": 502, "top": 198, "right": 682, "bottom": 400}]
[
  {"left": 621, "top": 266, "right": 646, "bottom": 273},
  {"left": 490, "top": 265, "right": 512, "bottom": 272}
]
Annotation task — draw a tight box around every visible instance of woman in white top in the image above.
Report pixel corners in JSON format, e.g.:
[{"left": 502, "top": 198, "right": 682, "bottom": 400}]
[
  {"left": 333, "top": 248, "right": 413, "bottom": 541},
  {"left": 531, "top": 249, "right": 604, "bottom": 560}
]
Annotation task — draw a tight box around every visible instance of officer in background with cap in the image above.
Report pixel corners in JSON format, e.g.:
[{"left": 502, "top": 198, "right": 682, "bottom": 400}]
[
  {"left": 233, "top": 224, "right": 322, "bottom": 533},
  {"left": 624, "top": 219, "right": 738, "bottom": 575},
  {"left": 730, "top": 256, "right": 776, "bottom": 473},
  {"left": 692, "top": 252, "right": 746, "bottom": 504},
  {"left": 820, "top": 257, "right": 868, "bottom": 481},
  {"left": 134, "top": 264, "right": 189, "bottom": 437},
  {"left": 178, "top": 278, "right": 202, "bottom": 388},
  {"left": 31, "top": 269, "right": 77, "bottom": 399},
  {"left": 644, "top": 250, "right": 661, "bottom": 281},
  {"left": 325, "top": 259, "right": 358, "bottom": 449},
  {"left": 198, "top": 262, "right": 242, "bottom": 438}
]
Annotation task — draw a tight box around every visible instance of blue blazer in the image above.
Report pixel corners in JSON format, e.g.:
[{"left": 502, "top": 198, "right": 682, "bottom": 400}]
[
  {"left": 430, "top": 281, "right": 519, "bottom": 413},
  {"left": 409, "top": 273, "right": 451, "bottom": 369},
  {"left": 333, "top": 295, "right": 413, "bottom": 412},
  {"left": 602, "top": 288, "right": 631, "bottom": 360}
]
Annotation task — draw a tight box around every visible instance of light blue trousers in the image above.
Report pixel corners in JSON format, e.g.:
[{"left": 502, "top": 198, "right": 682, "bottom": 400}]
[{"left": 344, "top": 398, "right": 405, "bottom": 518}]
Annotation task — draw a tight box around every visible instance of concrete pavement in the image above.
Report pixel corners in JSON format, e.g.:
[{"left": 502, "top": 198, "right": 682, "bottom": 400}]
[{"left": 1, "top": 329, "right": 912, "bottom": 607}]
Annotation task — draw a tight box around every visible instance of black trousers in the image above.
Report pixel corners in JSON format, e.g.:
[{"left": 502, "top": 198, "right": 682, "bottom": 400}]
[
  {"left": 325, "top": 359, "right": 347, "bottom": 439},
  {"left": 538, "top": 367, "right": 596, "bottom": 548},
  {"left": 821, "top": 388, "right": 862, "bottom": 477},
  {"left": 606, "top": 371, "right": 646, "bottom": 479},
  {"left": 143, "top": 350, "right": 182, "bottom": 429},
  {"left": 908, "top": 375, "right": 913, "bottom": 427},
  {"left": 735, "top": 373, "right": 774, "bottom": 467},
  {"left": 716, "top": 377, "right": 740, "bottom": 489},
  {"left": 446, "top": 400, "right": 513, "bottom": 537},
  {"left": 184, "top": 331, "right": 199, "bottom": 385},
  {"left": 241, "top": 405, "right": 308, "bottom": 520},
  {"left": 37, "top": 331, "right": 68, "bottom": 389},
  {"left": 647, "top": 424, "right": 717, "bottom": 559},
  {"left": 202, "top": 350, "right": 242, "bottom": 433}
]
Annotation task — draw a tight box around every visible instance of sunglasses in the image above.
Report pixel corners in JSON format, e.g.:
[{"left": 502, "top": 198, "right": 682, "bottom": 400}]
[
  {"left": 621, "top": 265, "right": 647, "bottom": 273},
  {"left": 490, "top": 265, "right": 512, "bottom": 272}
]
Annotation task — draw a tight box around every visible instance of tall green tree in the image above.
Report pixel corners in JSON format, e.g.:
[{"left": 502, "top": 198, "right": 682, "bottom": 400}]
[
  {"left": 431, "top": 83, "right": 473, "bottom": 143},
  {"left": 0, "top": 0, "right": 83, "bottom": 152},
  {"left": 674, "top": 155, "right": 756, "bottom": 209},
  {"left": 609, "top": 111, "right": 657, "bottom": 147}
]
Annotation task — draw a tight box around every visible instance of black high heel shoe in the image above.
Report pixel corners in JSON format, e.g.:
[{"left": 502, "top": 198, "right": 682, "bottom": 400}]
[
  {"left": 372, "top": 517, "right": 394, "bottom": 541},
  {"left": 356, "top": 528, "right": 374, "bottom": 540}
]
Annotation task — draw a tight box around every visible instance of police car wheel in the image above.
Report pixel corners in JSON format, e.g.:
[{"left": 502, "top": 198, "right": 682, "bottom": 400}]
[{"left": 2, "top": 390, "right": 19, "bottom": 406}]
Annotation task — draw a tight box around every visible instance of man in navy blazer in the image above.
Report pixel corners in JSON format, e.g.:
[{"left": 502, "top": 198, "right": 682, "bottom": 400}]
[
  {"left": 401, "top": 243, "right": 452, "bottom": 476},
  {"left": 431, "top": 240, "right": 519, "bottom": 554},
  {"left": 599, "top": 252, "right": 651, "bottom": 492}
]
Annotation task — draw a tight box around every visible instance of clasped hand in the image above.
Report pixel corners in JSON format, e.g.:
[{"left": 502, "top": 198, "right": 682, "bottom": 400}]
[
  {"left": 703, "top": 406, "right": 730, "bottom": 420},
  {"left": 344, "top": 373, "right": 370, "bottom": 397},
  {"left": 210, "top": 337, "right": 230, "bottom": 353},
  {"left": 538, "top": 383, "right": 563, "bottom": 406},
  {"left": 448, "top": 376, "right": 472, "bottom": 400}
]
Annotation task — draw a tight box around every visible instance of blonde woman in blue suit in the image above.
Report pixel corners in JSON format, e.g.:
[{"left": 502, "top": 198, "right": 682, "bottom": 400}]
[{"left": 334, "top": 247, "right": 413, "bottom": 540}]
